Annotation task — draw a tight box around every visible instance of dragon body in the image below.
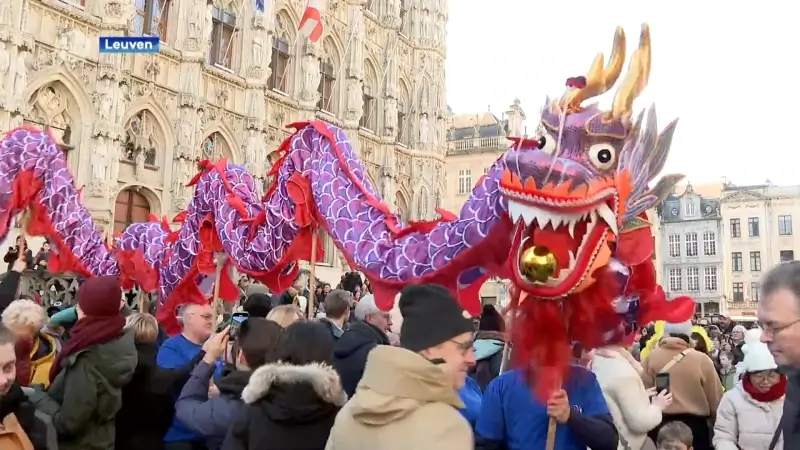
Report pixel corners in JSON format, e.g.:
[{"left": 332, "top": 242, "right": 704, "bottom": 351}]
[{"left": 0, "top": 23, "right": 694, "bottom": 397}]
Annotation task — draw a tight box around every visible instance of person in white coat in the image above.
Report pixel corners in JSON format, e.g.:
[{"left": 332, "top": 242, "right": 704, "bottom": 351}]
[
  {"left": 713, "top": 328, "right": 785, "bottom": 450},
  {"left": 590, "top": 345, "right": 673, "bottom": 450}
]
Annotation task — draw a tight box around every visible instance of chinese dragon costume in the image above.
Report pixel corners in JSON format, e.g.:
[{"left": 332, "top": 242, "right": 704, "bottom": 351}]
[{"left": 0, "top": 23, "right": 694, "bottom": 398}]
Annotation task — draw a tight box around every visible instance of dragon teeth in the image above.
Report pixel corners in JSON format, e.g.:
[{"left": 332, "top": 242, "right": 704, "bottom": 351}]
[
  {"left": 595, "top": 203, "right": 618, "bottom": 235},
  {"left": 506, "top": 200, "right": 618, "bottom": 235}
]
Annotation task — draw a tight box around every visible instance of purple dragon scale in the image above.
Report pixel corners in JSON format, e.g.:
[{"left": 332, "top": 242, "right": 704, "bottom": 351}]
[{"left": 0, "top": 128, "right": 119, "bottom": 276}]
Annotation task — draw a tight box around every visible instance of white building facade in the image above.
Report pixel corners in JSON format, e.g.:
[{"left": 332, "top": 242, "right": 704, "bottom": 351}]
[{"left": 657, "top": 184, "right": 724, "bottom": 316}]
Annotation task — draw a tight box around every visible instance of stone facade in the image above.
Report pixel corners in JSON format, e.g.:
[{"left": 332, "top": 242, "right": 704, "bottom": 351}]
[
  {"left": 656, "top": 183, "right": 725, "bottom": 316},
  {"left": 720, "top": 183, "right": 800, "bottom": 319},
  {"left": 0, "top": 0, "right": 448, "bottom": 284}
]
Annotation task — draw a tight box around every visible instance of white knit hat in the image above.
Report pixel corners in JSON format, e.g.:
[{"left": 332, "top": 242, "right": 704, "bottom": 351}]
[{"left": 739, "top": 328, "right": 777, "bottom": 373}]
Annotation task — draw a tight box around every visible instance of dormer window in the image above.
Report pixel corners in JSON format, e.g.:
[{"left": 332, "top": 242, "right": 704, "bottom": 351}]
[{"left": 684, "top": 201, "right": 695, "bottom": 217}]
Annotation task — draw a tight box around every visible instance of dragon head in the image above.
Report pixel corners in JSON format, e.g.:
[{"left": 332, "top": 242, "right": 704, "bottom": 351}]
[{"left": 499, "top": 24, "right": 684, "bottom": 299}]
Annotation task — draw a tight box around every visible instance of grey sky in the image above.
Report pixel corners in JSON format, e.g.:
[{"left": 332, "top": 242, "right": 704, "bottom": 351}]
[{"left": 446, "top": 1, "right": 796, "bottom": 185}]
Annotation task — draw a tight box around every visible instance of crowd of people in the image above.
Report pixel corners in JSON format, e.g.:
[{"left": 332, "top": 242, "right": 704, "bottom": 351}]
[{"left": 1, "top": 241, "right": 800, "bottom": 450}]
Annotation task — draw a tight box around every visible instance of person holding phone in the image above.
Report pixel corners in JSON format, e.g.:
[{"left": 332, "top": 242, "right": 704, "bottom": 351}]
[
  {"left": 641, "top": 321, "right": 723, "bottom": 450},
  {"left": 175, "top": 318, "right": 283, "bottom": 450}
]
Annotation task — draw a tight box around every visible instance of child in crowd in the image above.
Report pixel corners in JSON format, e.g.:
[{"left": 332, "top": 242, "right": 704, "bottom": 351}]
[
  {"left": 718, "top": 351, "right": 737, "bottom": 390},
  {"left": 657, "top": 422, "right": 693, "bottom": 450}
]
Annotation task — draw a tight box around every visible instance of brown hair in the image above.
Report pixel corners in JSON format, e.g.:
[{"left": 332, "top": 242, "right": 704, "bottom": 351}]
[
  {"left": 657, "top": 422, "right": 693, "bottom": 448},
  {"left": 238, "top": 318, "right": 284, "bottom": 368},
  {"left": 267, "top": 305, "right": 304, "bottom": 328}
]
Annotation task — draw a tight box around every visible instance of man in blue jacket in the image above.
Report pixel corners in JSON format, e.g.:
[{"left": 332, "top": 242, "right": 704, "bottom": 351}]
[{"left": 475, "top": 365, "right": 618, "bottom": 450}]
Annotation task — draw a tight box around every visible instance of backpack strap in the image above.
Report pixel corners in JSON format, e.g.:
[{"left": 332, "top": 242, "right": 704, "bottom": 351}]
[
  {"left": 659, "top": 349, "right": 691, "bottom": 374},
  {"left": 768, "top": 414, "right": 784, "bottom": 450}
]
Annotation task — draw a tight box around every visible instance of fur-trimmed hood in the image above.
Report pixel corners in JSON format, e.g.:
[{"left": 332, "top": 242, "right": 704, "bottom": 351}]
[{"left": 240, "top": 362, "right": 347, "bottom": 424}]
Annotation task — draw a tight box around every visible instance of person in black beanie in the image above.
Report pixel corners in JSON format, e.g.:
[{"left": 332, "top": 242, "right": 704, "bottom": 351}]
[{"left": 326, "top": 283, "right": 475, "bottom": 450}]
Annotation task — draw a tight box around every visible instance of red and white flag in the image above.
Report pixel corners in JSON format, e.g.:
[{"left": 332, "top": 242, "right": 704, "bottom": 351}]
[{"left": 298, "top": 0, "right": 326, "bottom": 43}]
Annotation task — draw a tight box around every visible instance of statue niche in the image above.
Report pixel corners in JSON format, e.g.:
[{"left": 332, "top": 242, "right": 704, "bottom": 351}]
[
  {"left": 124, "top": 111, "right": 159, "bottom": 167},
  {"left": 201, "top": 132, "right": 234, "bottom": 162},
  {"left": 23, "top": 84, "right": 75, "bottom": 152}
]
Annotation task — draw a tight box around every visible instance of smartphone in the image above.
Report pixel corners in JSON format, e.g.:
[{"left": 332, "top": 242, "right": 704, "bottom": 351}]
[
  {"left": 229, "top": 312, "right": 249, "bottom": 341},
  {"left": 655, "top": 373, "right": 670, "bottom": 393}
]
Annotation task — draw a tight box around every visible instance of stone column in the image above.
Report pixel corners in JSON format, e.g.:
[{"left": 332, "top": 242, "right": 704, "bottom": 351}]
[
  {"left": 171, "top": 0, "right": 213, "bottom": 212},
  {"left": 88, "top": 0, "right": 132, "bottom": 205},
  {"left": 0, "top": 0, "right": 34, "bottom": 130},
  {"left": 342, "top": 0, "right": 366, "bottom": 132},
  {"left": 242, "top": 8, "right": 273, "bottom": 193}
]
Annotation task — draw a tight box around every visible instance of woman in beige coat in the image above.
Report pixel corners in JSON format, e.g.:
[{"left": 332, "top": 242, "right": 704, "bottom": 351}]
[
  {"left": 713, "top": 329, "right": 785, "bottom": 450},
  {"left": 590, "top": 346, "right": 672, "bottom": 450}
]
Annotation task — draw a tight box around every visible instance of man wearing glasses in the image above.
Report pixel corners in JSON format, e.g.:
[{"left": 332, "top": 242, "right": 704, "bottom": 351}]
[{"left": 757, "top": 261, "right": 800, "bottom": 448}]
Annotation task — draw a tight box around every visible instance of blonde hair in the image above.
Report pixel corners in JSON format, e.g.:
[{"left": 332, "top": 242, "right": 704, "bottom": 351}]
[
  {"left": 2, "top": 299, "right": 45, "bottom": 333},
  {"left": 267, "top": 305, "right": 303, "bottom": 328},
  {"left": 125, "top": 313, "right": 159, "bottom": 344}
]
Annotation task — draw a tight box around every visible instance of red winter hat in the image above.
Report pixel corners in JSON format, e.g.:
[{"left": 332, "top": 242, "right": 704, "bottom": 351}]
[{"left": 77, "top": 276, "right": 122, "bottom": 317}]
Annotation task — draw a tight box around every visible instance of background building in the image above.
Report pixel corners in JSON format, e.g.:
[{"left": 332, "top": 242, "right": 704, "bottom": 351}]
[
  {"left": 656, "top": 183, "right": 724, "bottom": 316},
  {"left": 442, "top": 99, "right": 525, "bottom": 303},
  {"left": 720, "top": 183, "right": 800, "bottom": 318},
  {"left": 0, "top": 0, "right": 449, "bottom": 284}
]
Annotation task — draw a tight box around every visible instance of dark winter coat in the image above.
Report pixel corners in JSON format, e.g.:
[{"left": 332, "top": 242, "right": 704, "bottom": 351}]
[
  {"left": 175, "top": 362, "right": 250, "bottom": 450},
  {"left": 781, "top": 369, "right": 800, "bottom": 449},
  {"left": 0, "top": 382, "right": 49, "bottom": 450},
  {"left": 221, "top": 362, "right": 346, "bottom": 450},
  {"left": 114, "top": 343, "right": 204, "bottom": 450},
  {"left": 331, "top": 320, "right": 390, "bottom": 397},
  {"left": 29, "top": 330, "right": 137, "bottom": 450}
]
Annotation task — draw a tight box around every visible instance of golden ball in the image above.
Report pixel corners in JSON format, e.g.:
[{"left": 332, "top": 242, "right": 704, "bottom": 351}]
[{"left": 520, "top": 246, "right": 558, "bottom": 283}]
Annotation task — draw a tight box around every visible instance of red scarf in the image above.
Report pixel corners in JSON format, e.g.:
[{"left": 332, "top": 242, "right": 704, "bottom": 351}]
[
  {"left": 742, "top": 374, "right": 787, "bottom": 403},
  {"left": 49, "top": 315, "right": 125, "bottom": 382}
]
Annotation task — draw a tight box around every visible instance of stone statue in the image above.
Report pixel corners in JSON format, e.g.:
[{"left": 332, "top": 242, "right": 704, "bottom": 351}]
[
  {"left": 108, "top": 141, "right": 120, "bottom": 182},
  {"left": 180, "top": 121, "right": 192, "bottom": 146},
  {"left": 188, "top": 1, "right": 202, "bottom": 39},
  {"left": 55, "top": 30, "right": 72, "bottom": 63},
  {"left": 301, "top": 55, "right": 320, "bottom": 101},
  {"left": 244, "top": 129, "right": 259, "bottom": 173},
  {"left": 0, "top": 0, "right": 11, "bottom": 25},
  {"left": 421, "top": 12, "right": 430, "bottom": 40},
  {"left": 134, "top": 149, "right": 145, "bottom": 178},
  {"left": 346, "top": 78, "right": 362, "bottom": 120},
  {"left": 384, "top": 99, "right": 397, "bottom": 135},
  {"left": 203, "top": 4, "right": 214, "bottom": 45},
  {"left": 252, "top": 34, "right": 264, "bottom": 68},
  {"left": 419, "top": 113, "right": 429, "bottom": 145},
  {"left": 12, "top": 51, "right": 27, "bottom": 98},
  {"left": 116, "top": 82, "right": 130, "bottom": 122},
  {"left": 93, "top": 137, "right": 109, "bottom": 181},
  {"left": 257, "top": 132, "right": 269, "bottom": 173},
  {"left": 172, "top": 158, "right": 187, "bottom": 194},
  {"left": 419, "top": 85, "right": 429, "bottom": 112},
  {"left": 98, "top": 80, "right": 113, "bottom": 121},
  {"left": 0, "top": 44, "right": 9, "bottom": 95}
]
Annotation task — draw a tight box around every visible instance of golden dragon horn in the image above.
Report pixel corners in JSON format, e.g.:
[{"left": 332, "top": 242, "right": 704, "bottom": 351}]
[
  {"left": 564, "top": 26, "right": 627, "bottom": 111},
  {"left": 611, "top": 24, "right": 652, "bottom": 120}
]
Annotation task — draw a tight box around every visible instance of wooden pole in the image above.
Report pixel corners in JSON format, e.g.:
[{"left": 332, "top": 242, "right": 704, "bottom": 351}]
[
  {"left": 307, "top": 230, "right": 318, "bottom": 320},
  {"left": 15, "top": 209, "right": 31, "bottom": 298},
  {"left": 211, "top": 253, "right": 225, "bottom": 326},
  {"left": 545, "top": 418, "right": 557, "bottom": 450}
]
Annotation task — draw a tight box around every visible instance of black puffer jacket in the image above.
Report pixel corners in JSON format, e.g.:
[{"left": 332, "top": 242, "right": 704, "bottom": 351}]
[
  {"left": 330, "top": 320, "right": 389, "bottom": 396},
  {"left": 221, "top": 363, "right": 346, "bottom": 450}
]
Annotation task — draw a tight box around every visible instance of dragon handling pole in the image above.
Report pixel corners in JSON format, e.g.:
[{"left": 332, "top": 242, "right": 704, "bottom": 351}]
[{"left": 307, "top": 230, "right": 318, "bottom": 320}]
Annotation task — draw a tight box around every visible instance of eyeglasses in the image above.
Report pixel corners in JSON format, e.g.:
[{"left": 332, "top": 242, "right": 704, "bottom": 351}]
[
  {"left": 758, "top": 318, "right": 800, "bottom": 337},
  {"left": 749, "top": 370, "right": 780, "bottom": 384}
]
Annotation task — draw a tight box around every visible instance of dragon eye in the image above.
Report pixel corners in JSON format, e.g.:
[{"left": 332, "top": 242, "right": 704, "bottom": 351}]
[
  {"left": 588, "top": 143, "right": 617, "bottom": 170},
  {"left": 538, "top": 133, "right": 557, "bottom": 155}
]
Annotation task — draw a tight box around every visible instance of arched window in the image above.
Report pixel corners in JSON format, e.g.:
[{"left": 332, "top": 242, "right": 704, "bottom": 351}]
[
  {"left": 318, "top": 39, "right": 338, "bottom": 113},
  {"left": 201, "top": 132, "right": 233, "bottom": 161},
  {"left": 395, "top": 191, "right": 407, "bottom": 223},
  {"left": 124, "top": 111, "right": 158, "bottom": 166},
  {"left": 133, "top": 0, "right": 170, "bottom": 39},
  {"left": 114, "top": 188, "right": 151, "bottom": 234},
  {"left": 269, "top": 16, "right": 292, "bottom": 92},
  {"left": 208, "top": 3, "right": 237, "bottom": 68},
  {"left": 24, "top": 83, "right": 75, "bottom": 159},
  {"left": 360, "top": 62, "right": 377, "bottom": 131}
]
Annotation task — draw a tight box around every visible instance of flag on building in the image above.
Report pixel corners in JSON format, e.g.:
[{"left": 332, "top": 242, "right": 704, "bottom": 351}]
[
  {"left": 298, "top": 0, "right": 326, "bottom": 43},
  {"left": 255, "top": 0, "right": 265, "bottom": 13}
]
